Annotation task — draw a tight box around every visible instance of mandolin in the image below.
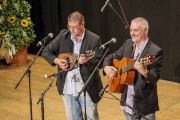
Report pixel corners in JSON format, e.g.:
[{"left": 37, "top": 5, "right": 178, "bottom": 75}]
[
  {"left": 108, "top": 54, "right": 155, "bottom": 93},
  {"left": 58, "top": 50, "right": 95, "bottom": 71}
]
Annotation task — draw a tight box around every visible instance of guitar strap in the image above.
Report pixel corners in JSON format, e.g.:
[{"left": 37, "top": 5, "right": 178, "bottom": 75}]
[
  {"left": 132, "top": 45, "right": 140, "bottom": 61},
  {"left": 132, "top": 47, "right": 135, "bottom": 58},
  {"left": 131, "top": 49, "right": 140, "bottom": 86},
  {"left": 132, "top": 48, "right": 140, "bottom": 61},
  {"left": 135, "top": 53, "right": 140, "bottom": 61}
]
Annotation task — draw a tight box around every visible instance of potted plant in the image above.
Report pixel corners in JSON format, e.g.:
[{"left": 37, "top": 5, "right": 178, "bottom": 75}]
[{"left": 0, "top": 0, "right": 36, "bottom": 66}]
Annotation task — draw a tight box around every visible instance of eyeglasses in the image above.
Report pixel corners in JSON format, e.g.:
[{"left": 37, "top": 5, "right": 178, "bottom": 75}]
[{"left": 67, "top": 24, "right": 81, "bottom": 30}]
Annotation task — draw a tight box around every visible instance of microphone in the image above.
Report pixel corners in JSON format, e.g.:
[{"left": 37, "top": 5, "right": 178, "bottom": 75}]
[
  {"left": 36, "top": 33, "right": 53, "bottom": 47},
  {"left": 99, "top": 38, "right": 116, "bottom": 49},
  {"left": 101, "top": 0, "right": 110, "bottom": 12},
  {"left": 44, "top": 70, "right": 64, "bottom": 79},
  {"left": 99, "top": 84, "right": 109, "bottom": 97},
  {"left": 44, "top": 74, "right": 47, "bottom": 78},
  {"left": 44, "top": 73, "right": 55, "bottom": 79}
]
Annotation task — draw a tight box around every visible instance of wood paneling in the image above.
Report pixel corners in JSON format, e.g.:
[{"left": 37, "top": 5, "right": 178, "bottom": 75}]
[{"left": 0, "top": 54, "right": 180, "bottom": 120}]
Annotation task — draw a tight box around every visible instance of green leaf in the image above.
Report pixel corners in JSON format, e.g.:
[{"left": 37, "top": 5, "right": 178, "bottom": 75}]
[
  {"left": 1, "top": 0, "right": 36, "bottom": 50},
  {"left": 4, "top": 44, "right": 10, "bottom": 51}
]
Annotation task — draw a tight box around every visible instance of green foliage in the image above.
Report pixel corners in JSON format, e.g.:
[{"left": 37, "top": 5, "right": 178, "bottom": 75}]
[
  {"left": 0, "top": 0, "right": 36, "bottom": 50},
  {"left": 4, "top": 43, "right": 10, "bottom": 50}
]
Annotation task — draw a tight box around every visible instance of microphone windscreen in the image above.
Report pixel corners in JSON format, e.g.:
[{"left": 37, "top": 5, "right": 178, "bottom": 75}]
[
  {"left": 112, "top": 38, "right": 116, "bottom": 43},
  {"left": 48, "top": 33, "right": 54, "bottom": 38}
]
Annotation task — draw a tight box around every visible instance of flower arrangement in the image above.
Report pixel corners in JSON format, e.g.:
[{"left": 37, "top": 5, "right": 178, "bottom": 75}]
[{"left": 0, "top": 0, "right": 36, "bottom": 52}]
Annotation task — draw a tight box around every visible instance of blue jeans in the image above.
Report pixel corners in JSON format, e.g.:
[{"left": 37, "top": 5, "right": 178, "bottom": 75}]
[
  {"left": 62, "top": 94, "right": 75, "bottom": 120},
  {"left": 72, "top": 93, "right": 99, "bottom": 120},
  {"left": 62, "top": 93, "right": 99, "bottom": 120},
  {"left": 123, "top": 110, "right": 155, "bottom": 120}
]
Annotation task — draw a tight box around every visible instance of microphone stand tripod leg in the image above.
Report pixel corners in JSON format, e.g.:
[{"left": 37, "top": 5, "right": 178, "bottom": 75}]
[
  {"left": 28, "top": 70, "right": 33, "bottom": 120},
  {"left": 84, "top": 88, "right": 87, "bottom": 120},
  {"left": 104, "top": 90, "right": 149, "bottom": 120},
  {"left": 41, "top": 93, "right": 44, "bottom": 120}
]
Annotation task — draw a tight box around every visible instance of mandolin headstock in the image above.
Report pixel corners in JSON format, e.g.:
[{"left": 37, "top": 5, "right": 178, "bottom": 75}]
[
  {"left": 140, "top": 54, "right": 155, "bottom": 65},
  {"left": 85, "top": 50, "right": 95, "bottom": 59}
]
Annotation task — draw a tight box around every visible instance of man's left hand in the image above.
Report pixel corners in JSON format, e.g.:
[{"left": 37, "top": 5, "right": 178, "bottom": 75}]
[
  {"left": 134, "top": 61, "right": 148, "bottom": 78},
  {"left": 78, "top": 54, "right": 89, "bottom": 64}
]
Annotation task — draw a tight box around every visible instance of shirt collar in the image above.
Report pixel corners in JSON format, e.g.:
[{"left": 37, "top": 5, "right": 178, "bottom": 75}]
[
  {"left": 70, "top": 28, "right": 85, "bottom": 43},
  {"left": 133, "top": 37, "right": 149, "bottom": 53}
]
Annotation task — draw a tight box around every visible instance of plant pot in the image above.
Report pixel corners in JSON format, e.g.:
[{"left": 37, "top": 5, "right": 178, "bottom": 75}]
[{"left": 10, "top": 46, "right": 28, "bottom": 67}]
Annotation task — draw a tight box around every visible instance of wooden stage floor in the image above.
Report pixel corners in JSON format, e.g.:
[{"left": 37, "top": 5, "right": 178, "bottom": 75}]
[{"left": 0, "top": 54, "right": 180, "bottom": 120}]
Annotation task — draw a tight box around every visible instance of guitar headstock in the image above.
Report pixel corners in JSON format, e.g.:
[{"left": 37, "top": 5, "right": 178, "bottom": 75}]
[
  {"left": 140, "top": 54, "right": 155, "bottom": 65},
  {"left": 85, "top": 50, "right": 95, "bottom": 59}
]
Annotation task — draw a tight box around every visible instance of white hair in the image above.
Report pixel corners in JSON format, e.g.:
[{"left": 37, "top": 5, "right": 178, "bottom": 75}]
[{"left": 131, "top": 17, "right": 149, "bottom": 34}]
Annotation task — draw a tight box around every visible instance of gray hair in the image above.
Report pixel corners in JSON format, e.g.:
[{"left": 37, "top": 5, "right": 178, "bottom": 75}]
[{"left": 131, "top": 17, "right": 149, "bottom": 34}]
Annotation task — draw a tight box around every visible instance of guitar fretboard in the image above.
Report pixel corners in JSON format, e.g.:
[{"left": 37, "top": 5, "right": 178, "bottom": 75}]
[
  {"left": 121, "top": 62, "right": 135, "bottom": 74},
  {"left": 121, "top": 55, "right": 153, "bottom": 74}
]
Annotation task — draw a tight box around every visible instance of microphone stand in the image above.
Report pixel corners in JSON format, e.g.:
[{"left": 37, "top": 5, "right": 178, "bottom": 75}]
[
  {"left": 75, "top": 46, "right": 110, "bottom": 120},
  {"left": 106, "top": 1, "right": 129, "bottom": 30},
  {"left": 101, "top": 89, "right": 149, "bottom": 120},
  {"left": 36, "top": 70, "right": 63, "bottom": 120},
  {"left": 14, "top": 44, "right": 45, "bottom": 120}
]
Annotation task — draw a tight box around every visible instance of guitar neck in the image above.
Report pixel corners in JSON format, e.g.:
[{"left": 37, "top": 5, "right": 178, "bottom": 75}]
[
  {"left": 121, "top": 58, "right": 143, "bottom": 74},
  {"left": 121, "top": 62, "right": 135, "bottom": 74},
  {"left": 120, "top": 55, "right": 154, "bottom": 74}
]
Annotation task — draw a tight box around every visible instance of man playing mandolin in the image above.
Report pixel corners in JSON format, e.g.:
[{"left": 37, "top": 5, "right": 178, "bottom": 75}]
[
  {"left": 103, "top": 17, "right": 163, "bottom": 120},
  {"left": 41, "top": 11, "right": 103, "bottom": 120}
]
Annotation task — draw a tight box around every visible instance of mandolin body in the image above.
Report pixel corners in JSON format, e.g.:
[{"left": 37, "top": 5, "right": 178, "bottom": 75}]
[
  {"left": 58, "top": 50, "right": 95, "bottom": 71},
  {"left": 58, "top": 53, "right": 77, "bottom": 71}
]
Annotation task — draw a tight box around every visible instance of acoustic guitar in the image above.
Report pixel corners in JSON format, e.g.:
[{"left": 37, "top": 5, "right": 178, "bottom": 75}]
[
  {"left": 58, "top": 50, "right": 95, "bottom": 71},
  {"left": 108, "top": 54, "right": 155, "bottom": 93}
]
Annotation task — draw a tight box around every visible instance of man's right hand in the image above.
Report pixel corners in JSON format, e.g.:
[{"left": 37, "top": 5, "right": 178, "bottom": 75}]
[
  {"left": 54, "top": 58, "right": 69, "bottom": 69},
  {"left": 104, "top": 66, "right": 117, "bottom": 78}
]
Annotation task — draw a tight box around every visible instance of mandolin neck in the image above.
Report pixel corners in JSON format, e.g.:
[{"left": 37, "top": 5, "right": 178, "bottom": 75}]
[
  {"left": 69, "top": 56, "right": 79, "bottom": 63},
  {"left": 69, "top": 54, "right": 88, "bottom": 63}
]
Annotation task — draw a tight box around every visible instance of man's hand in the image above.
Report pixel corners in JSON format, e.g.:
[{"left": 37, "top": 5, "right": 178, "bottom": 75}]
[
  {"left": 134, "top": 61, "right": 147, "bottom": 78},
  {"left": 78, "top": 54, "right": 89, "bottom": 64},
  {"left": 104, "top": 66, "right": 117, "bottom": 78},
  {"left": 54, "top": 58, "right": 69, "bottom": 69}
]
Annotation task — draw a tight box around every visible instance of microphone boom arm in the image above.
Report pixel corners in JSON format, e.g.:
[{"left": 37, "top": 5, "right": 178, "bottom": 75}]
[
  {"left": 108, "top": 3, "right": 129, "bottom": 29},
  {"left": 101, "top": 1, "right": 129, "bottom": 30}
]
